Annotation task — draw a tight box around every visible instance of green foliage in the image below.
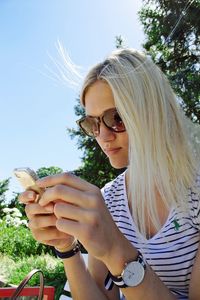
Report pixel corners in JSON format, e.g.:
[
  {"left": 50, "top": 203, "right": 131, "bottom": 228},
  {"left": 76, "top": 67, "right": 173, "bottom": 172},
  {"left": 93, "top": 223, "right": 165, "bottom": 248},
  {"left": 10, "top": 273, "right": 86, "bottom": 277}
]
[
  {"left": 139, "top": 0, "right": 200, "bottom": 122},
  {"left": 115, "top": 35, "right": 126, "bottom": 49},
  {"left": 0, "top": 221, "right": 54, "bottom": 258},
  {"left": 36, "top": 166, "right": 63, "bottom": 178},
  {"left": 0, "top": 178, "right": 10, "bottom": 218},
  {"left": 1, "top": 254, "right": 66, "bottom": 300},
  {"left": 0, "top": 254, "right": 16, "bottom": 278},
  {"left": 0, "top": 178, "right": 10, "bottom": 200}
]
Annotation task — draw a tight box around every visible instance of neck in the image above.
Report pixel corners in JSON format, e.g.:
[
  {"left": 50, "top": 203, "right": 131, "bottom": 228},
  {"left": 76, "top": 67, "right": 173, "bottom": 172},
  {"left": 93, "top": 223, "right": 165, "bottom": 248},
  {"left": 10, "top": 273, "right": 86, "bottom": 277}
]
[{"left": 125, "top": 168, "right": 170, "bottom": 238}]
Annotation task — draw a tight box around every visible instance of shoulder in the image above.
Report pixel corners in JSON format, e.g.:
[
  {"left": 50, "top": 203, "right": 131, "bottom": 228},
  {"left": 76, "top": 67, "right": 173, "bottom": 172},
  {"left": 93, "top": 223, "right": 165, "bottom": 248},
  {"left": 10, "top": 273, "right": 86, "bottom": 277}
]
[{"left": 101, "top": 171, "right": 125, "bottom": 203}]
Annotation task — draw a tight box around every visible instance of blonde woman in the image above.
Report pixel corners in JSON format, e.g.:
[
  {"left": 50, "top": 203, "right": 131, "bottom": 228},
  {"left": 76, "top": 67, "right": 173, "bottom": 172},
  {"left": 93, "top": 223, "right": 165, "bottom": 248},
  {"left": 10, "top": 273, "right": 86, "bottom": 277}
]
[{"left": 20, "top": 48, "right": 200, "bottom": 300}]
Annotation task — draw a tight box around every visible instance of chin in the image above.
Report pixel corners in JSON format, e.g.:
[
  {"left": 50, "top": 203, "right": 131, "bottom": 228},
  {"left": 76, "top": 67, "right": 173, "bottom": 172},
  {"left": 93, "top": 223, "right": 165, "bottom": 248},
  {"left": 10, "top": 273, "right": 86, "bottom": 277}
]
[{"left": 109, "top": 159, "right": 128, "bottom": 169}]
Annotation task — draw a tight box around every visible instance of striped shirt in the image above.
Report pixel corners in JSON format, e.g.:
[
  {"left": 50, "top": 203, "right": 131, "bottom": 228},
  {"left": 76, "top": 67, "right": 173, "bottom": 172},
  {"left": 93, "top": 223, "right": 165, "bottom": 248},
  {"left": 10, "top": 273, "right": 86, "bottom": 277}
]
[{"left": 101, "top": 172, "right": 200, "bottom": 300}]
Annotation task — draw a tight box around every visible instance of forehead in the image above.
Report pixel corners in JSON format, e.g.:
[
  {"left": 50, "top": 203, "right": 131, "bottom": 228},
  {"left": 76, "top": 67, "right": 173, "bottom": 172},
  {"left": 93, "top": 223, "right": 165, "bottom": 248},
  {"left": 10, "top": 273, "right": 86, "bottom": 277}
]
[{"left": 84, "top": 80, "right": 115, "bottom": 116}]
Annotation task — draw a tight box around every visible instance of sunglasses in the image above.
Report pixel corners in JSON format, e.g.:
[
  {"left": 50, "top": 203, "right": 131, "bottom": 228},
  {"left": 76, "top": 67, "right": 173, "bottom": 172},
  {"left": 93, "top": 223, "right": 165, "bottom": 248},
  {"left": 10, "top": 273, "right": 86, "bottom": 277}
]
[{"left": 76, "top": 108, "right": 126, "bottom": 137}]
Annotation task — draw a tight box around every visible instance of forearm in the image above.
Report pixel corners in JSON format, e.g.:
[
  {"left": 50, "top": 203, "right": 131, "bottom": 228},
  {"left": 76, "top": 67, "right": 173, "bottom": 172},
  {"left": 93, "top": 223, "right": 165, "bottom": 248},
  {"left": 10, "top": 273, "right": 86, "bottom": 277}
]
[
  {"left": 103, "top": 237, "right": 176, "bottom": 300},
  {"left": 62, "top": 253, "right": 108, "bottom": 300},
  {"left": 121, "top": 265, "right": 176, "bottom": 300}
]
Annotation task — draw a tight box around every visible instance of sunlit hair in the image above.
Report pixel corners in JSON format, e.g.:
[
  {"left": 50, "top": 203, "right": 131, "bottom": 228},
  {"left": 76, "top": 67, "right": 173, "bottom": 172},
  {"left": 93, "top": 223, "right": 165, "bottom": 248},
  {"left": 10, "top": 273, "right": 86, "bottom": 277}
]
[{"left": 80, "top": 48, "right": 198, "bottom": 237}]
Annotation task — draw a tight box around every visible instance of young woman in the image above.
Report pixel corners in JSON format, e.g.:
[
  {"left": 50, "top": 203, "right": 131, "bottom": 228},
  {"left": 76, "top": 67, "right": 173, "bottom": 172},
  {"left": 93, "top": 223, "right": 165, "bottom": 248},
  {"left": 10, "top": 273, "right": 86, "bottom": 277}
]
[{"left": 20, "top": 48, "right": 200, "bottom": 300}]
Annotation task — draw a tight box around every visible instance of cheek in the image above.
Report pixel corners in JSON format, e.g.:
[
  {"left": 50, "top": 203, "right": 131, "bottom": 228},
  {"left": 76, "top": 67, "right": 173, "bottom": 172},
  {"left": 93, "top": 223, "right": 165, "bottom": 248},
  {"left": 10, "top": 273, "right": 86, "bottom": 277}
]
[
  {"left": 95, "top": 138, "right": 107, "bottom": 156},
  {"left": 95, "top": 137, "right": 103, "bottom": 149},
  {"left": 121, "top": 133, "right": 129, "bottom": 149},
  {"left": 121, "top": 136, "right": 129, "bottom": 160}
]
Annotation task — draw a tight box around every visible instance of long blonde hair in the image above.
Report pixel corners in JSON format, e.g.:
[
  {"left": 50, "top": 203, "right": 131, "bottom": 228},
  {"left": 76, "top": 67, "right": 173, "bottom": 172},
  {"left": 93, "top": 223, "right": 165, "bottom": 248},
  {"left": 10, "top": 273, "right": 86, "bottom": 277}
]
[{"left": 81, "top": 48, "right": 197, "bottom": 237}]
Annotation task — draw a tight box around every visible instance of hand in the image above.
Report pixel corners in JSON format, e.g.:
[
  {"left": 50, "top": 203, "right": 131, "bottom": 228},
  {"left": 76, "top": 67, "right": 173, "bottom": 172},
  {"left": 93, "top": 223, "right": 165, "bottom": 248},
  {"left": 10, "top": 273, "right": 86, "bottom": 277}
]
[
  {"left": 19, "top": 190, "right": 75, "bottom": 249},
  {"left": 35, "top": 172, "right": 125, "bottom": 262}
]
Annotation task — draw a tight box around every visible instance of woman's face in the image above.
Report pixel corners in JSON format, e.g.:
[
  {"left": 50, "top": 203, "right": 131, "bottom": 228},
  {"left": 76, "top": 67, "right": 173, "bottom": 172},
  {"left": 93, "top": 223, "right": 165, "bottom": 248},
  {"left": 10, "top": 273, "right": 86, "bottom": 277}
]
[{"left": 84, "top": 80, "right": 129, "bottom": 169}]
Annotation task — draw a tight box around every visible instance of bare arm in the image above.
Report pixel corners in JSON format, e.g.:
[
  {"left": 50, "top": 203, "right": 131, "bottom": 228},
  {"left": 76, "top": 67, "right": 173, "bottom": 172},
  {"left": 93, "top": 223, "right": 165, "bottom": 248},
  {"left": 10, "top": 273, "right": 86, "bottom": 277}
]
[
  {"left": 62, "top": 253, "right": 120, "bottom": 300},
  {"left": 20, "top": 188, "right": 118, "bottom": 300},
  {"left": 63, "top": 235, "right": 176, "bottom": 300},
  {"left": 87, "top": 255, "right": 120, "bottom": 300},
  {"left": 21, "top": 173, "right": 178, "bottom": 300},
  {"left": 101, "top": 239, "right": 177, "bottom": 300}
]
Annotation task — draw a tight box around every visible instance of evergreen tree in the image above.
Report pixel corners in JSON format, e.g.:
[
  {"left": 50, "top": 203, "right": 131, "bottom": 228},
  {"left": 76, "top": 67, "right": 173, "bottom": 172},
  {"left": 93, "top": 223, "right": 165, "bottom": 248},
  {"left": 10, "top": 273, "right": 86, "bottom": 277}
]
[
  {"left": 36, "top": 166, "right": 63, "bottom": 178},
  {"left": 139, "top": 0, "right": 200, "bottom": 122}
]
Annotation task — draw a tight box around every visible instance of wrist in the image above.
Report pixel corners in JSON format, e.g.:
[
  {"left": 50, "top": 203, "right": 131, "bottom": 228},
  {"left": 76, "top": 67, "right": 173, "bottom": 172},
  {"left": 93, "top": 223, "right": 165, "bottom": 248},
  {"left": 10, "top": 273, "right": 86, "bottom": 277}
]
[
  {"left": 102, "top": 236, "right": 138, "bottom": 276},
  {"left": 54, "top": 239, "right": 81, "bottom": 259},
  {"left": 55, "top": 238, "right": 77, "bottom": 253},
  {"left": 105, "top": 251, "right": 147, "bottom": 290}
]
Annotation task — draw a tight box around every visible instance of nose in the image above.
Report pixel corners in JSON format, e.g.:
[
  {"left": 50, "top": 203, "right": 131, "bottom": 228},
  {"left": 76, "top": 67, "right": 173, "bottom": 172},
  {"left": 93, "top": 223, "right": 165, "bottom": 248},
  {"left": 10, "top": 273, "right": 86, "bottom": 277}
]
[{"left": 97, "top": 122, "right": 115, "bottom": 141}]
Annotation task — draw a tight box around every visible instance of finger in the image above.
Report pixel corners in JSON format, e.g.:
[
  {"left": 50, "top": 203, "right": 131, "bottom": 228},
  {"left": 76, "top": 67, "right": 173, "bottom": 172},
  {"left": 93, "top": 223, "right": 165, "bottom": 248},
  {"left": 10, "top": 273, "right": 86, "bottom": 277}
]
[
  {"left": 40, "top": 239, "right": 64, "bottom": 247},
  {"left": 36, "top": 172, "right": 97, "bottom": 192},
  {"left": 19, "top": 190, "right": 38, "bottom": 203},
  {"left": 56, "top": 218, "right": 84, "bottom": 240},
  {"left": 25, "top": 203, "right": 54, "bottom": 219},
  {"left": 54, "top": 202, "right": 90, "bottom": 223},
  {"left": 44, "top": 238, "right": 74, "bottom": 248},
  {"left": 31, "top": 227, "right": 69, "bottom": 242},
  {"left": 38, "top": 184, "right": 93, "bottom": 208},
  {"left": 28, "top": 214, "right": 57, "bottom": 229}
]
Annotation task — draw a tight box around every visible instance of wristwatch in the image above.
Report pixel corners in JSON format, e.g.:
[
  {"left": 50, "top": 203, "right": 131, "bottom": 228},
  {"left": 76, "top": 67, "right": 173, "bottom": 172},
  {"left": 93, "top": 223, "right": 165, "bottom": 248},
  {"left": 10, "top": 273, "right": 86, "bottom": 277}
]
[{"left": 108, "top": 252, "right": 146, "bottom": 288}]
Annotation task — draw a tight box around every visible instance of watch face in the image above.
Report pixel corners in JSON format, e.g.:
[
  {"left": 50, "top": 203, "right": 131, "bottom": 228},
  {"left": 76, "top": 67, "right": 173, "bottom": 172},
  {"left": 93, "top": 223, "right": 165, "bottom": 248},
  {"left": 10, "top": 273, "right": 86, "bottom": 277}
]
[{"left": 122, "top": 261, "right": 145, "bottom": 287}]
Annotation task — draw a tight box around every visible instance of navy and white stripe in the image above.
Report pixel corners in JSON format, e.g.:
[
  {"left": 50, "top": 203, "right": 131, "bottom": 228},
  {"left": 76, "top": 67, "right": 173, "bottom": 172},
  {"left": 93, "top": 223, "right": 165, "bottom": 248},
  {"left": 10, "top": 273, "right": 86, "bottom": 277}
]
[{"left": 101, "top": 172, "right": 200, "bottom": 300}]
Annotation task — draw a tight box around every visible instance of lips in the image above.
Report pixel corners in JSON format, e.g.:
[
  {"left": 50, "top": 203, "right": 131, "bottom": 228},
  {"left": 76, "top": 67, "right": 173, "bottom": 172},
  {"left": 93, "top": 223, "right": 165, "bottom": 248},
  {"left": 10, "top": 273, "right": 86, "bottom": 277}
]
[{"left": 104, "top": 147, "right": 122, "bottom": 156}]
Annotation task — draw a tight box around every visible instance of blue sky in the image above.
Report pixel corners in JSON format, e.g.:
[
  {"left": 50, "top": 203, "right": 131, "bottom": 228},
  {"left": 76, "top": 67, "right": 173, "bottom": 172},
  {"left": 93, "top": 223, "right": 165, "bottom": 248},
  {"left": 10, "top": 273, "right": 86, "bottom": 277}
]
[{"left": 0, "top": 0, "right": 145, "bottom": 197}]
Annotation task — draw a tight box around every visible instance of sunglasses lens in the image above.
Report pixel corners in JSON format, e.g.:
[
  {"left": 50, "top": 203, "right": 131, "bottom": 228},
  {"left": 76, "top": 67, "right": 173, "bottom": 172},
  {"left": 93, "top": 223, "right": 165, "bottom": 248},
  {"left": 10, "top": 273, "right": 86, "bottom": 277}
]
[
  {"left": 104, "top": 109, "right": 125, "bottom": 132},
  {"left": 77, "top": 108, "right": 125, "bottom": 137},
  {"left": 80, "top": 117, "right": 99, "bottom": 137}
]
